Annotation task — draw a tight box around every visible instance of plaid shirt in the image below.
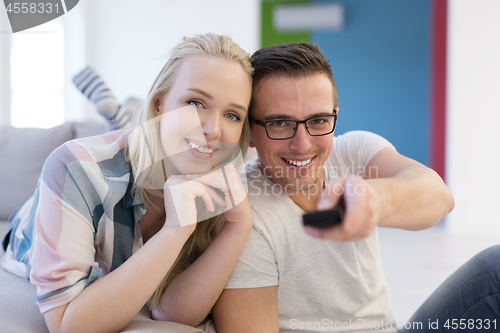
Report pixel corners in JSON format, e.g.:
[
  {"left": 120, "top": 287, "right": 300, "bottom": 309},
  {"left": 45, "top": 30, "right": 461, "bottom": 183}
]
[{"left": 1, "top": 130, "right": 145, "bottom": 313}]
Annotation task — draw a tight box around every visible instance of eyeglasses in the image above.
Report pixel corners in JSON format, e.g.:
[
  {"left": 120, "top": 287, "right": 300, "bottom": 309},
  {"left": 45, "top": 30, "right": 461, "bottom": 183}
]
[{"left": 250, "top": 111, "right": 337, "bottom": 140}]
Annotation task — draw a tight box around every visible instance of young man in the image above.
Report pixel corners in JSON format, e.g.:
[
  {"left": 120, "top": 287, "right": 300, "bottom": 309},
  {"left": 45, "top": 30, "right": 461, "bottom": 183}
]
[{"left": 211, "top": 42, "right": 455, "bottom": 333}]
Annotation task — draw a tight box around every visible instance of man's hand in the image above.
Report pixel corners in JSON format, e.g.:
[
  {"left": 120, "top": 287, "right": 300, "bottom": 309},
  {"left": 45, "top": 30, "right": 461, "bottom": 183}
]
[{"left": 304, "top": 176, "right": 381, "bottom": 241}]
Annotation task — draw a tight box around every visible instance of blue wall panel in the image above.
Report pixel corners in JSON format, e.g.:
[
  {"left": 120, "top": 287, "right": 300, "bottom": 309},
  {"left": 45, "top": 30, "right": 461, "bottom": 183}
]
[{"left": 312, "top": 0, "right": 431, "bottom": 165}]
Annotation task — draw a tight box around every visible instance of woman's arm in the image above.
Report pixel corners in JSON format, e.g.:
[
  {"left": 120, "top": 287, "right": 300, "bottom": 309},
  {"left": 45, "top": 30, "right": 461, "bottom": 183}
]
[
  {"left": 152, "top": 164, "right": 253, "bottom": 326},
  {"left": 43, "top": 227, "right": 191, "bottom": 333},
  {"left": 37, "top": 161, "right": 196, "bottom": 333},
  {"left": 152, "top": 202, "right": 252, "bottom": 325}
]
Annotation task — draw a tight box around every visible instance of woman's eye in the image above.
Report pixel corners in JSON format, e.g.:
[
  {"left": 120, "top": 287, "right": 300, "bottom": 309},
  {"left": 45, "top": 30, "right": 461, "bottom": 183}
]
[
  {"left": 187, "top": 100, "right": 203, "bottom": 108},
  {"left": 225, "top": 113, "right": 241, "bottom": 121}
]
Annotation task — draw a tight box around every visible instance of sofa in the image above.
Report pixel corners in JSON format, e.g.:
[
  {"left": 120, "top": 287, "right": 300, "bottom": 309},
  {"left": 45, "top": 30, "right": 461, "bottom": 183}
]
[{"left": 0, "top": 122, "right": 216, "bottom": 333}]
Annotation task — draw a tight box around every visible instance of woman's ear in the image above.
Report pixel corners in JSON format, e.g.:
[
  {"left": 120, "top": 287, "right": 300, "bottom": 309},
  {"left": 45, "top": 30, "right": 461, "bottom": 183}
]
[{"left": 155, "top": 99, "right": 161, "bottom": 115}]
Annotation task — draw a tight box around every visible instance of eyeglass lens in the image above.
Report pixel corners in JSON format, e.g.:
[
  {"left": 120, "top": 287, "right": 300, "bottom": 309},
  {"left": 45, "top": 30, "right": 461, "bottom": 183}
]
[{"left": 266, "top": 116, "right": 335, "bottom": 139}]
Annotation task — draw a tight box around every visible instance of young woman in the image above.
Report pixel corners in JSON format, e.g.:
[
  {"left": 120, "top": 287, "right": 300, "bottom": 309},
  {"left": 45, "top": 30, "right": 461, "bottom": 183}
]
[{"left": 1, "top": 33, "right": 253, "bottom": 333}]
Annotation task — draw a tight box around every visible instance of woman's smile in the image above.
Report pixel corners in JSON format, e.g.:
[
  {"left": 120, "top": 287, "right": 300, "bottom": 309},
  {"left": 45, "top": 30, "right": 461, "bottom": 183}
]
[{"left": 186, "top": 138, "right": 218, "bottom": 154}]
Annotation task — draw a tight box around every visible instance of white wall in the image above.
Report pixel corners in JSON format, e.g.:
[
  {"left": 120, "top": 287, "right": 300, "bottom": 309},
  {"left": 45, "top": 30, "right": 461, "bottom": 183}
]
[
  {"left": 60, "top": 3, "right": 88, "bottom": 122},
  {"left": 83, "top": 0, "right": 260, "bottom": 106},
  {"left": 446, "top": 0, "right": 500, "bottom": 232},
  {"left": 0, "top": 8, "right": 11, "bottom": 126},
  {"left": 1, "top": 0, "right": 259, "bottom": 124}
]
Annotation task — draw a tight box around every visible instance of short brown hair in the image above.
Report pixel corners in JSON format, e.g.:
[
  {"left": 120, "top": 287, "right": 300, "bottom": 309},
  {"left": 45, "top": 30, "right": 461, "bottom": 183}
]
[{"left": 250, "top": 42, "right": 337, "bottom": 116}]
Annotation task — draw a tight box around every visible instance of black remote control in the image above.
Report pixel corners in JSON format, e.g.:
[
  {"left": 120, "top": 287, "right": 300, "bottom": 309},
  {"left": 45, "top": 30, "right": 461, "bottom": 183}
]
[{"left": 303, "top": 204, "right": 345, "bottom": 228}]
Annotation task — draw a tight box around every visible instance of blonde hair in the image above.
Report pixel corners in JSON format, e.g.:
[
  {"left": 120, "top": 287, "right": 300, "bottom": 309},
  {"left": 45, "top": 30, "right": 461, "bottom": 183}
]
[{"left": 126, "top": 33, "right": 253, "bottom": 309}]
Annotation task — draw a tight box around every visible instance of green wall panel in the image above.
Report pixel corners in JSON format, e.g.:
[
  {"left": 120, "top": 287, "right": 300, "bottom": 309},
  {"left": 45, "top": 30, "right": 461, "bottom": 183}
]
[{"left": 261, "top": 0, "right": 311, "bottom": 48}]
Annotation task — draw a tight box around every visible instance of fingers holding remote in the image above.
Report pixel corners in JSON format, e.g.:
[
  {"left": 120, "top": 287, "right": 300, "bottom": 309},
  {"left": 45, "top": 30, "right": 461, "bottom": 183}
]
[{"left": 304, "top": 176, "right": 379, "bottom": 241}]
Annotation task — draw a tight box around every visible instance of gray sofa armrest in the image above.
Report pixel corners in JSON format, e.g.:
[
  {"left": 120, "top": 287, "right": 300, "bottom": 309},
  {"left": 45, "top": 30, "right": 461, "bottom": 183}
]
[
  {"left": 0, "top": 123, "right": 74, "bottom": 220},
  {"left": 0, "top": 121, "right": 107, "bottom": 221}
]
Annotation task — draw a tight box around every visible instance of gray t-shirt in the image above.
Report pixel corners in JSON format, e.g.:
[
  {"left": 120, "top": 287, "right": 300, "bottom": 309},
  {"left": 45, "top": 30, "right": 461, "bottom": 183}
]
[{"left": 226, "top": 131, "right": 397, "bottom": 333}]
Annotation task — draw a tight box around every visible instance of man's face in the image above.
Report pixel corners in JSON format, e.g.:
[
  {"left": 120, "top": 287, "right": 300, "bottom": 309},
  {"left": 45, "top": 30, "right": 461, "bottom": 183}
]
[{"left": 250, "top": 74, "right": 336, "bottom": 192}]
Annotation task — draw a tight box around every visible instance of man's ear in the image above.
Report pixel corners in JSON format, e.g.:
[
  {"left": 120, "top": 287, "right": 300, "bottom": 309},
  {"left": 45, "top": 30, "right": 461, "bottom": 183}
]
[{"left": 248, "top": 128, "right": 255, "bottom": 147}]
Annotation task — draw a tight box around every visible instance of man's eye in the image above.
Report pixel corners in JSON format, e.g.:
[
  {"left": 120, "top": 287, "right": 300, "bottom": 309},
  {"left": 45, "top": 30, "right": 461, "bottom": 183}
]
[
  {"left": 187, "top": 100, "right": 203, "bottom": 108},
  {"left": 309, "top": 117, "right": 332, "bottom": 126},
  {"left": 270, "top": 121, "right": 286, "bottom": 127}
]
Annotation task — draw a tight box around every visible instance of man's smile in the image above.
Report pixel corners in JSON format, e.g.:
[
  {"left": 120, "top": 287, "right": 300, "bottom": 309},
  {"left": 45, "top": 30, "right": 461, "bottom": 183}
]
[{"left": 282, "top": 156, "right": 315, "bottom": 168}]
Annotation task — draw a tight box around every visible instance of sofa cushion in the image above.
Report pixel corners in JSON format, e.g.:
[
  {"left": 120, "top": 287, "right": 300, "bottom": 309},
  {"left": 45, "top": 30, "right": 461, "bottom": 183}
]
[
  {"left": 122, "top": 309, "right": 217, "bottom": 332},
  {"left": 0, "top": 123, "right": 74, "bottom": 220},
  {"left": 73, "top": 120, "right": 107, "bottom": 139},
  {"left": 0, "top": 253, "right": 49, "bottom": 332}
]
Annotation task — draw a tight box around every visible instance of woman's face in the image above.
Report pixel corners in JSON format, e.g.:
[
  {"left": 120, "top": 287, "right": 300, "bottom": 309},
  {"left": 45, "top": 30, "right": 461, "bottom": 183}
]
[{"left": 156, "top": 55, "right": 251, "bottom": 175}]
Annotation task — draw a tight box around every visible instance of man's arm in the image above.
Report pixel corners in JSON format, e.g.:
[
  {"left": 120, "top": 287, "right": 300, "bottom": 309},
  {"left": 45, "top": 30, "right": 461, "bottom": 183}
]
[
  {"left": 364, "top": 146, "right": 454, "bottom": 229},
  {"left": 305, "top": 147, "right": 454, "bottom": 241},
  {"left": 212, "top": 286, "right": 279, "bottom": 333}
]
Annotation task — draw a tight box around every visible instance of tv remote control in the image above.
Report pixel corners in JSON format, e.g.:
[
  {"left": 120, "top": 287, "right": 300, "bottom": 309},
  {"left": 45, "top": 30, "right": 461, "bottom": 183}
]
[{"left": 303, "top": 204, "right": 345, "bottom": 228}]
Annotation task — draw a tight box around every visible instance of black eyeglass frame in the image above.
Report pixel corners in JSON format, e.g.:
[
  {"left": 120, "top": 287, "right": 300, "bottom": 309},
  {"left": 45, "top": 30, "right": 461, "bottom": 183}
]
[{"left": 250, "top": 111, "right": 338, "bottom": 140}]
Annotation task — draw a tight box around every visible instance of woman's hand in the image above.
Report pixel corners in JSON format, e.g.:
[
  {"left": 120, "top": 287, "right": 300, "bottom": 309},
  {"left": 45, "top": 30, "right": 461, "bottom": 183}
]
[
  {"left": 162, "top": 176, "right": 227, "bottom": 236},
  {"left": 170, "top": 162, "right": 252, "bottom": 229}
]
